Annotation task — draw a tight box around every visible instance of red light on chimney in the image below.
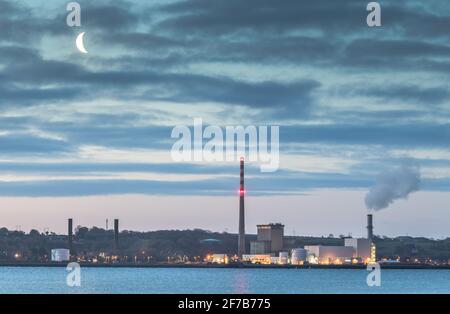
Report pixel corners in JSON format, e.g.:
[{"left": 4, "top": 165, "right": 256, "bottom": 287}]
[
  {"left": 240, "top": 157, "right": 245, "bottom": 162},
  {"left": 239, "top": 189, "right": 245, "bottom": 196}
]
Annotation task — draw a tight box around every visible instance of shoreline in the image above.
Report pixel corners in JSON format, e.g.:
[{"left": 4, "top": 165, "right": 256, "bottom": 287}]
[{"left": 1, "top": 262, "right": 449, "bottom": 270}]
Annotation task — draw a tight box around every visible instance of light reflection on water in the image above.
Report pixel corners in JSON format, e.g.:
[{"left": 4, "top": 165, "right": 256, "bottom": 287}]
[
  {"left": 232, "top": 271, "right": 249, "bottom": 294},
  {"left": 0, "top": 267, "right": 449, "bottom": 294}
]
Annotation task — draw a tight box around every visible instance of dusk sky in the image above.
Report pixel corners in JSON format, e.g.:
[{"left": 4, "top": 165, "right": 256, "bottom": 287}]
[{"left": 0, "top": 0, "right": 449, "bottom": 237}]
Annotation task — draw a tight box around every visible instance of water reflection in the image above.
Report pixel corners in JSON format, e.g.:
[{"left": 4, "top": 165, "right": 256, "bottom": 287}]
[{"left": 232, "top": 271, "right": 250, "bottom": 293}]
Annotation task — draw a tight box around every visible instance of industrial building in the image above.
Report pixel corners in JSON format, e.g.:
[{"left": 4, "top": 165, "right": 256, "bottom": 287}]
[
  {"left": 51, "top": 249, "right": 70, "bottom": 262},
  {"left": 232, "top": 154, "right": 376, "bottom": 265},
  {"left": 304, "top": 214, "right": 377, "bottom": 265},
  {"left": 242, "top": 254, "right": 273, "bottom": 265},
  {"left": 304, "top": 245, "right": 355, "bottom": 264},
  {"left": 207, "top": 254, "right": 229, "bottom": 264},
  {"left": 257, "top": 223, "right": 284, "bottom": 252},
  {"left": 243, "top": 215, "right": 376, "bottom": 265},
  {"left": 250, "top": 223, "right": 284, "bottom": 254},
  {"left": 250, "top": 240, "right": 271, "bottom": 254},
  {"left": 344, "top": 238, "right": 371, "bottom": 262},
  {"left": 242, "top": 251, "right": 290, "bottom": 265}
]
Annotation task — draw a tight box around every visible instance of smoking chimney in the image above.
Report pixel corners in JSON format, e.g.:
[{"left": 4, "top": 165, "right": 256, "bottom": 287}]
[
  {"left": 367, "top": 214, "right": 373, "bottom": 243},
  {"left": 68, "top": 218, "right": 73, "bottom": 256},
  {"left": 114, "top": 219, "right": 119, "bottom": 251},
  {"left": 238, "top": 158, "right": 246, "bottom": 257}
]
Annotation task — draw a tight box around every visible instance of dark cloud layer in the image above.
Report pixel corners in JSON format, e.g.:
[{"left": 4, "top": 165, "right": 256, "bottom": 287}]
[
  {"left": 284, "top": 124, "right": 450, "bottom": 147},
  {"left": 0, "top": 0, "right": 449, "bottom": 196}
]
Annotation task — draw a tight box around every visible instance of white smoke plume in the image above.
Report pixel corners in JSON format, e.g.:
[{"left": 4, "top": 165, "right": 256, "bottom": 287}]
[{"left": 365, "top": 165, "right": 421, "bottom": 211}]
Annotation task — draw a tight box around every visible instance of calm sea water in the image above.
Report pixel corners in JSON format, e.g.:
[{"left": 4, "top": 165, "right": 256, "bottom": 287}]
[{"left": 0, "top": 267, "right": 449, "bottom": 294}]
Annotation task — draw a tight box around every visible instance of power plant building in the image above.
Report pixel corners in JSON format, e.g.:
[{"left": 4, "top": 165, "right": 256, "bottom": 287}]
[
  {"left": 304, "top": 215, "right": 377, "bottom": 264},
  {"left": 51, "top": 249, "right": 70, "bottom": 262},
  {"left": 242, "top": 254, "right": 273, "bottom": 265},
  {"left": 250, "top": 240, "right": 271, "bottom": 254},
  {"left": 305, "top": 245, "right": 355, "bottom": 264},
  {"left": 250, "top": 223, "right": 284, "bottom": 254},
  {"left": 344, "top": 238, "right": 371, "bottom": 262}
]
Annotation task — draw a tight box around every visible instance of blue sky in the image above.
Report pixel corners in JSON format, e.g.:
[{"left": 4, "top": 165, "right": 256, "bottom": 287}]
[{"left": 0, "top": 0, "right": 449, "bottom": 236}]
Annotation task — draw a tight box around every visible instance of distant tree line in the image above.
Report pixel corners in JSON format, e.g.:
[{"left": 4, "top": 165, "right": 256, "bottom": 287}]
[{"left": 1, "top": 226, "right": 450, "bottom": 262}]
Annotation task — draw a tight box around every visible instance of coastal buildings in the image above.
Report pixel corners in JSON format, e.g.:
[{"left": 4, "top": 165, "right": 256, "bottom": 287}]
[
  {"left": 51, "top": 249, "right": 70, "bottom": 262},
  {"left": 344, "top": 238, "right": 371, "bottom": 262},
  {"left": 0, "top": 225, "right": 448, "bottom": 266},
  {"left": 304, "top": 245, "right": 355, "bottom": 264},
  {"left": 206, "top": 254, "right": 229, "bottom": 264},
  {"left": 251, "top": 223, "right": 284, "bottom": 253},
  {"left": 243, "top": 223, "right": 287, "bottom": 263},
  {"left": 250, "top": 241, "right": 271, "bottom": 254},
  {"left": 242, "top": 214, "right": 376, "bottom": 265},
  {"left": 242, "top": 254, "right": 272, "bottom": 265},
  {"left": 303, "top": 215, "right": 375, "bottom": 265},
  {"left": 233, "top": 157, "right": 376, "bottom": 265}
]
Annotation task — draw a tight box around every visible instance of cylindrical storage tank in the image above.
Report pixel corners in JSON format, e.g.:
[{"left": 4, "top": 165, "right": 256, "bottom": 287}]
[
  {"left": 291, "top": 248, "right": 307, "bottom": 265},
  {"left": 51, "top": 248, "right": 70, "bottom": 262},
  {"left": 279, "top": 251, "right": 289, "bottom": 265}
]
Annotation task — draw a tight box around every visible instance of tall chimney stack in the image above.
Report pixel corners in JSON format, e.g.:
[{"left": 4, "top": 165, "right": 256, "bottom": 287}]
[
  {"left": 114, "top": 219, "right": 119, "bottom": 251},
  {"left": 68, "top": 218, "right": 73, "bottom": 256},
  {"left": 367, "top": 214, "right": 373, "bottom": 243},
  {"left": 238, "top": 158, "right": 246, "bottom": 257}
]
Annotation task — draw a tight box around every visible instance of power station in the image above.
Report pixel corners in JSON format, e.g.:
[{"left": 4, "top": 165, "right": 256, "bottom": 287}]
[
  {"left": 250, "top": 224, "right": 284, "bottom": 254},
  {"left": 235, "top": 158, "right": 376, "bottom": 264},
  {"left": 54, "top": 160, "right": 380, "bottom": 266}
]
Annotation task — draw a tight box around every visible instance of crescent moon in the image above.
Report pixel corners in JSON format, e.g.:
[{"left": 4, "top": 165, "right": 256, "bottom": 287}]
[{"left": 75, "top": 32, "right": 88, "bottom": 54}]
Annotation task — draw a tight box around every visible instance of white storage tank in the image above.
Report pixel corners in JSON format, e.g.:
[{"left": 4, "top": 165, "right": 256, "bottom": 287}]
[
  {"left": 279, "top": 251, "right": 289, "bottom": 265},
  {"left": 291, "top": 248, "right": 307, "bottom": 265},
  {"left": 51, "top": 249, "right": 70, "bottom": 262}
]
